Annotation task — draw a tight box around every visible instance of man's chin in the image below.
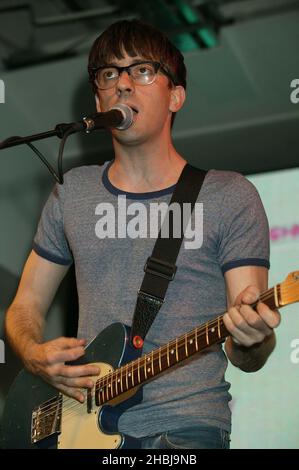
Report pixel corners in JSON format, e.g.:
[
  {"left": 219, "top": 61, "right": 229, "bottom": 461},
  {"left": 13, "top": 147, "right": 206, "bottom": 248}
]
[{"left": 112, "top": 128, "right": 147, "bottom": 147}]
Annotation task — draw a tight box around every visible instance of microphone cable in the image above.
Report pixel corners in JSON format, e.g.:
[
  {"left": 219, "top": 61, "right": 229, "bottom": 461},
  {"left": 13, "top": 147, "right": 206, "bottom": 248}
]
[{"left": 0, "top": 104, "right": 133, "bottom": 184}]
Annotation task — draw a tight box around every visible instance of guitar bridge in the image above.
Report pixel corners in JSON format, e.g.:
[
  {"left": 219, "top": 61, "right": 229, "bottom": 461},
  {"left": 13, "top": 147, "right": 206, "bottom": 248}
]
[{"left": 31, "top": 395, "right": 62, "bottom": 444}]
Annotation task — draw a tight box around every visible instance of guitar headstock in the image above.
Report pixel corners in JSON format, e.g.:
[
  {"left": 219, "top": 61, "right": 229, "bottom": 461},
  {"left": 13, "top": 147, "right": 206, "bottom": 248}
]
[{"left": 279, "top": 271, "right": 299, "bottom": 306}]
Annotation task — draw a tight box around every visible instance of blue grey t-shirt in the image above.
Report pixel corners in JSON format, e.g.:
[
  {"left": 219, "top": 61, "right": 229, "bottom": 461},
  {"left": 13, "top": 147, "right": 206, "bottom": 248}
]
[{"left": 33, "top": 161, "right": 270, "bottom": 437}]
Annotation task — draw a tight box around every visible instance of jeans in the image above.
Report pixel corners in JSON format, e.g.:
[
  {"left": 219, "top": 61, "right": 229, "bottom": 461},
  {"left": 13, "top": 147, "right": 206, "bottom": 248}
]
[{"left": 140, "top": 425, "right": 230, "bottom": 449}]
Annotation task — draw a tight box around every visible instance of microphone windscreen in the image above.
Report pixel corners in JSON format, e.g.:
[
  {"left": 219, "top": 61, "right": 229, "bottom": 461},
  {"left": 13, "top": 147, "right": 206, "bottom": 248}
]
[{"left": 110, "top": 104, "right": 133, "bottom": 130}]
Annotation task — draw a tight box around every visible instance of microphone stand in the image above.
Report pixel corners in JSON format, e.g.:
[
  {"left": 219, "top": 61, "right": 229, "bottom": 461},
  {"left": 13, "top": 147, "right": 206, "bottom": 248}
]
[
  {"left": 0, "top": 122, "right": 76, "bottom": 149},
  {"left": 0, "top": 107, "right": 130, "bottom": 184},
  {"left": 0, "top": 122, "right": 83, "bottom": 184}
]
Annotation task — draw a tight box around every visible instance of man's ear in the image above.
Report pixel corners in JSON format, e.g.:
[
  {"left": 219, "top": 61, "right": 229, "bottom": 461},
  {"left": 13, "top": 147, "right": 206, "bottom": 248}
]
[
  {"left": 95, "top": 92, "right": 102, "bottom": 112},
  {"left": 169, "top": 85, "right": 186, "bottom": 113}
]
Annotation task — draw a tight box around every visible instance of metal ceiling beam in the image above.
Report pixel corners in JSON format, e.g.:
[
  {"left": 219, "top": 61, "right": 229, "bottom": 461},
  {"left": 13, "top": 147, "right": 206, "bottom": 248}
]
[
  {"left": 0, "top": 2, "right": 120, "bottom": 27},
  {"left": 34, "top": 6, "right": 119, "bottom": 27}
]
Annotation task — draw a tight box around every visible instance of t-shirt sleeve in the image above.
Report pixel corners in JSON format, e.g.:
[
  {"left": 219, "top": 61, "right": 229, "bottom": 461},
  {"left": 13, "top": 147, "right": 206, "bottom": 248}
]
[
  {"left": 33, "top": 182, "right": 73, "bottom": 266},
  {"left": 218, "top": 174, "right": 270, "bottom": 275}
]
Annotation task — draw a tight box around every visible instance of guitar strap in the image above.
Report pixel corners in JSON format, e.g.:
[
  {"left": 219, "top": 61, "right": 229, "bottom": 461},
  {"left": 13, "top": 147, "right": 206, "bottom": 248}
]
[{"left": 130, "top": 163, "right": 207, "bottom": 349}]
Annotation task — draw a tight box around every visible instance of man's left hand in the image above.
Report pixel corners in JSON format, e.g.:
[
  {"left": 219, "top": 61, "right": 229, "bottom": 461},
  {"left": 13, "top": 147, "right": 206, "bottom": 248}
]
[{"left": 223, "top": 285, "right": 281, "bottom": 347}]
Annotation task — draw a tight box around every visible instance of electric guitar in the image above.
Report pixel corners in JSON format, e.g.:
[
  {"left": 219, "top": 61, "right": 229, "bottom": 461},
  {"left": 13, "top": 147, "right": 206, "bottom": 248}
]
[{"left": 1, "top": 271, "right": 299, "bottom": 449}]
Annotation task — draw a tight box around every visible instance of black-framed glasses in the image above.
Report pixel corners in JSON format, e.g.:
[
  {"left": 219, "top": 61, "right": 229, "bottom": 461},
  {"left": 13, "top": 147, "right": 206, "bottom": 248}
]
[{"left": 90, "top": 61, "right": 176, "bottom": 90}]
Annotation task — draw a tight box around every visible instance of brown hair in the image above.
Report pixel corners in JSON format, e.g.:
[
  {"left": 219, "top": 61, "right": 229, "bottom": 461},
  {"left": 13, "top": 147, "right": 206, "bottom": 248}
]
[{"left": 88, "top": 19, "right": 186, "bottom": 126}]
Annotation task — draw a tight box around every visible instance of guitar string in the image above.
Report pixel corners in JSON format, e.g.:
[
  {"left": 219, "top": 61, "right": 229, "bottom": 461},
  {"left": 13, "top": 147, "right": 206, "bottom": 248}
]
[
  {"left": 38, "top": 286, "right": 298, "bottom": 425},
  {"left": 76, "top": 284, "right": 292, "bottom": 399},
  {"left": 34, "top": 285, "right": 282, "bottom": 420},
  {"left": 34, "top": 284, "right": 285, "bottom": 421},
  {"left": 95, "top": 284, "right": 295, "bottom": 394},
  {"left": 35, "top": 316, "right": 225, "bottom": 421},
  {"left": 36, "top": 311, "right": 231, "bottom": 422},
  {"left": 35, "top": 284, "right": 297, "bottom": 423},
  {"left": 36, "top": 300, "right": 279, "bottom": 421},
  {"left": 36, "top": 286, "right": 278, "bottom": 415}
]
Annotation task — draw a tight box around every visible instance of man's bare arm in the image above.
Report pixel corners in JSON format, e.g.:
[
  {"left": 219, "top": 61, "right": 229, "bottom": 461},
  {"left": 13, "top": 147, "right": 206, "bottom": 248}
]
[
  {"left": 5, "top": 250, "right": 68, "bottom": 356},
  {"left": 5, "top": 250, "right": 100, "bottom": 401},
  {"left": 223, "top": 266, "right": 280, "bottom": 372}
]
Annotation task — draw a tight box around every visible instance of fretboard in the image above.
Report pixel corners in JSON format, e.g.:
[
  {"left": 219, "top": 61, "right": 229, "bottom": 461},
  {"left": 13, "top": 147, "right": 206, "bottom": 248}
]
[{"left": 95, "top": 286, "right": 277, "bottom": 406}]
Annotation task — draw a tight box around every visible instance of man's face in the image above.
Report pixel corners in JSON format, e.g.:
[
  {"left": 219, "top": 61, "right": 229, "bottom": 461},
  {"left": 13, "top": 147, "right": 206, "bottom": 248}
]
[{"left": 95, "top": 53, "right": 185, "bottom": 146}]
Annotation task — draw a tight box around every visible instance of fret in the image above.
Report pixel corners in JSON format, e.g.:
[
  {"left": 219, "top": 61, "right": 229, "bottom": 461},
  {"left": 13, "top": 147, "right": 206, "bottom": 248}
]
[
  {"left": 102, "top": 377, "right": 106, "bottom": 403},
  {"left": 195, "top": 327, "right": 199, "bottom": 351},
  {"left": 115, "top": 370, "right": 119, "bottom": 396},
  {"left": 109, "top": 376, "right": 114, "bottom": 399},
  {"left": 185, "top": 333, "right": 188, "bottom": 357},
  {"left": 189, "top": 333, "right": 194, "bottom": 352},
  {"left": 137, "top": 357, "right": 141, "bottom": 383},
  {"left": 276, "top": 286, "right": 280, "bottom": 308},
  {"left": 274, "top": 285, "right": 279, "bottom": 308},
  {"left": 270, "top": 287, "right": 277, "bottom": 311},
  {"left": 120, "top": 366, "right": 123, "bottom": 393},
  {"left": 118, "top": 370, "right": 121, "bottom": 395},
  {"left": 98, "top": 379, "right": 103, "bottom": 403},
  {"left": 205, "top": 321, "right": 210, "bottom": 346},
  {"left": 105, "top": 375, "right": 109, "bottom": 402},
  {"left": 166, "top": 343, "right": 170, "bottom": 367},
  {"left": 144, "top": 355, "right": 148, "bottom": 380},
  {"left": 151, "top": 350, "right": 154, "bottom": 376},
  {"left": 129, "top": 363, "right": 132, "bottom": 389},
  {"left": 131, "top": 361, "right": 135, "bottom": 387},
  {"left": 217, "top": 316, "right": 221, "bottom": 339},
  {"left": 101, "top": 384, "right": 105, "bottom": 405},
  {"left": 95, "top": 381, "right": 100, "bottom": 406},
  {"left": 96, "top": 383, "right": 100, "bottom": 405},
  {"left": 125, "top": 363, "right": 129, "bottom": 391},
  {"left": 108, "top": 377, "right": 112, "bottom": 402},
  {"left": 175, "top": 337, "right": 179, "bottom": 362},
  {"left": 94, "top": 380, "right": 100, "bottom": 406},
  {"left": 158, "top": 347, "right": 162, "bottom": 372},
  {"left": 129, "top": 363, "right": 133, "bottom": 387},
  {"left": 117, "top": 373, "right": 121, "bottom": 396},
  {"left": 129, "top": 363, "right": 133, "bottom": 388}
]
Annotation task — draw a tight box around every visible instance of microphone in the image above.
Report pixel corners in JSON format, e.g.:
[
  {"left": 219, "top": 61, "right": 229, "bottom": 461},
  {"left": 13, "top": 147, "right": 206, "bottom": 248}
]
[
  {"left": 65, "top": 103, "right": 134, "bottom": 134},
  {"left": 0, "top": 104, "right": 134, "bottom": 152}
]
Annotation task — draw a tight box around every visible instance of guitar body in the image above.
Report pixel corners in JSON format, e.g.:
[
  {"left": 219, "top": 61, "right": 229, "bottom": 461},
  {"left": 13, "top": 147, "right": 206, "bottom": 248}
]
[{"left": 1, "top": 323, "right": 143, "bottom": 449}]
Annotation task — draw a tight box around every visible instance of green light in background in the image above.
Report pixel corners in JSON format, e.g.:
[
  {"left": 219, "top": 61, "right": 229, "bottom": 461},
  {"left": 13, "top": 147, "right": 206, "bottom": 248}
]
[
  {"left": 150, "top": 0, "right": 199, "bottom": 52},
  {"left": 136, "top": 0, "right": 218, "bottom": 53},
  {"left": 173, "top": 0, "right": 218, "bottom": 49}
]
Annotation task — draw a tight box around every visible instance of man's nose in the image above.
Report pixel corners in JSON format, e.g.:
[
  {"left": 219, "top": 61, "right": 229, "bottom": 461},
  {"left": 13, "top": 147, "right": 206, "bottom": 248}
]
[{"left": 117, "top": 71, "right": 135, "bottom": 94}]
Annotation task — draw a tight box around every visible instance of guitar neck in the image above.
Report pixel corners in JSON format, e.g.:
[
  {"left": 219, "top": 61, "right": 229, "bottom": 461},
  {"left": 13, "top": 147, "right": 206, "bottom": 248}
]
[{"left": 95, "top": 285, "right": 278, "bottom": 406}]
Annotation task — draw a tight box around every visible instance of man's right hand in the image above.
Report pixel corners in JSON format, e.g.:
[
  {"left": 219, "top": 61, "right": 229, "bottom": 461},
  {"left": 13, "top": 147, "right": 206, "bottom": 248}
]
[{"left": 23, "top": 337, "right": 100, "bottom": 403}]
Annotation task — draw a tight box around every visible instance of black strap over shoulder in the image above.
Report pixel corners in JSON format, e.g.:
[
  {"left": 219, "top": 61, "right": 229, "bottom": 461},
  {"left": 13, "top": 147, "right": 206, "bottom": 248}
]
[{"left": 130, "top": 163, "right": 207, "bottom": 349}]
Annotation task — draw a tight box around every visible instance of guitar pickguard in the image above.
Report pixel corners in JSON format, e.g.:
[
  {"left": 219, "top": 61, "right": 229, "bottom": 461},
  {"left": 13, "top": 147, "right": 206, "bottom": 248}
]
[{"left": 58, "top": 362, "right": 123, "bottom": 449}]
